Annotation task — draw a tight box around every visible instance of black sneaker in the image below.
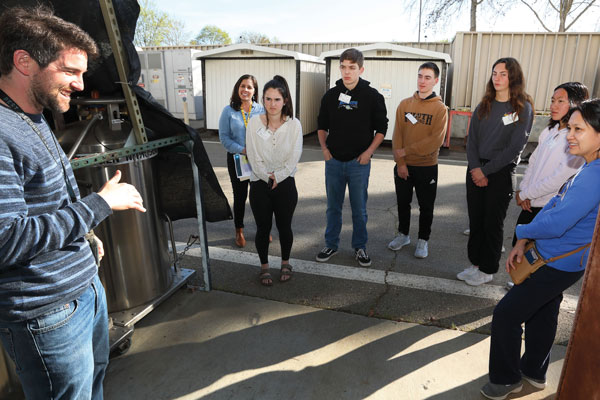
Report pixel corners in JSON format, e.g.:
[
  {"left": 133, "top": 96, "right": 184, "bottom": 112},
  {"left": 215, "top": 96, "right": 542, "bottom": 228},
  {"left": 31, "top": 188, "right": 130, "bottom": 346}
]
[
  {"left": 316, "top": 247, "right": 337, "bottom": 262},
  {"left": 354, "top": 248, "right": 371, "bottom": 267}
]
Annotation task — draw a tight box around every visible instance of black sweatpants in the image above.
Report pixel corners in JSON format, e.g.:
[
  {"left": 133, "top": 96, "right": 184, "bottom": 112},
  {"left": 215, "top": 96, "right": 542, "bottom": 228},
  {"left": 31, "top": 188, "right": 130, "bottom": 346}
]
[
  {"left": 227, "top": 152, "right": 250, "bottom": 228},
  {"left": 511, "top": 207, "right": 542, "bottom": 246},
  {"left": 249, "top": 177, "right": 298, "bottom": 265},
  {"left": 394, "top": 164, "right": 438, "bottom": 241},
  {"left": 466, "top": 164, "right": 515, "bottom": 274}
]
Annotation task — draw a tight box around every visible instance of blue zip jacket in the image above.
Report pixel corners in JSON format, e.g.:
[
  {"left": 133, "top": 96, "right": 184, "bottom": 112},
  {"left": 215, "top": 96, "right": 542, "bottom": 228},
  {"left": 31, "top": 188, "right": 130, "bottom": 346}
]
[
  {"left": 218, "top": 102, "right": 264, "bottom": 154},
  {"left": 516, "top": 159, "right": 600, "bottom": 272}
]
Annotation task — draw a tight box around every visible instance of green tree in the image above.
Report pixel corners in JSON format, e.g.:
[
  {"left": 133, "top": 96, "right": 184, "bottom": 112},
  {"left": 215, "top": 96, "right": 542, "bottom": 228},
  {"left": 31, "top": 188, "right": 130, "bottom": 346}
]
[
  {"left": 194, "top": 25, "right": 232, "bottom": 45},
  {"left": 134, "top": 0, "right": 189, "bottom": 46},
  {"left": 236, "top": 31, "right": 271, "bottom": 44}
]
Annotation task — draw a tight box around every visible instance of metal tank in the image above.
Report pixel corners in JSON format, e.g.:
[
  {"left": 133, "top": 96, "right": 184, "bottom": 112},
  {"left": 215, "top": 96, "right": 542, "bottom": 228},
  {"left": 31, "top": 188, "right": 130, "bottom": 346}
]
[{"left": 57, "top": 98, "right": 173, "bottom": 313}]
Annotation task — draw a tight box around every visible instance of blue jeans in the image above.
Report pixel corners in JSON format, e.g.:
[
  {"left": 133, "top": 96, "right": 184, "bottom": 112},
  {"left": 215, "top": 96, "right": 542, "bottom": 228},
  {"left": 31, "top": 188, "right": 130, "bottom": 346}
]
[
  {"left": 0, "top": 274, "right": 109, "bottom": 400},
  {"left": 325, "top": 158, "right": 371, "bottom": 250}
]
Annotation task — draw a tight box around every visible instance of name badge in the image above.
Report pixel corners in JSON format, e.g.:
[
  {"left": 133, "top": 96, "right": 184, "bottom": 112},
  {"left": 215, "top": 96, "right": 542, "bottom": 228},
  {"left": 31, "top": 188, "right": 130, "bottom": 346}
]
[
  {"left": 406, "top": 113, "right": 418, "bottom": 125},
  {"left": 502, "top": 112, "right": 519, "bottom": 125},
  {"left": 338, "top": 93, "right": 351, "bottom": 104},
  {"left": 256, "top": 127, "right": 270, "bottom": 140}
]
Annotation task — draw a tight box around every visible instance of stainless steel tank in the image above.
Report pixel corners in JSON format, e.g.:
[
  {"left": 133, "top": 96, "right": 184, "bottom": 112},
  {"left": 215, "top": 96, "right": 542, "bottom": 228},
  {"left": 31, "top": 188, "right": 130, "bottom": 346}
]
[{"left": 57, "top": 99, "right": 173, "bottom": 313}]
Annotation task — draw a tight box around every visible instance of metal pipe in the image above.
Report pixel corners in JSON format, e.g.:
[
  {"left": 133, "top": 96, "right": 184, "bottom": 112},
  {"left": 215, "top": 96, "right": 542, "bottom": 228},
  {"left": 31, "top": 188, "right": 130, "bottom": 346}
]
[
  {"left": 67, "top": 113, "right": 102, "bottom": 160},
  {"left": 164, "top": 213, "right": 179, "bottom": 274}
]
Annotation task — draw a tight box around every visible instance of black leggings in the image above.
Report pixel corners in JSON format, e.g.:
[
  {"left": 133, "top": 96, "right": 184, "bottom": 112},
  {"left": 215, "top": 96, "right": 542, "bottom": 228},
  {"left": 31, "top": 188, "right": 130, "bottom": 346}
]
[
  {"left": 249, "top": 177, "right": 298, "bottom": 265},
  {"left": 226, "top": 152, "right": 249, "bottom": 228},
  {"left": 466, "top": 164, "right": 514, "bottom": 274}
]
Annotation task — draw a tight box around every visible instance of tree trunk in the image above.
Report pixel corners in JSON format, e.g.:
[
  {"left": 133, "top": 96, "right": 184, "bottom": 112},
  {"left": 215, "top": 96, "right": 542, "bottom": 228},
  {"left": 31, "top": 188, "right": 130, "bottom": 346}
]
[{"left": 470, "top": 0, "right": 477, "bottom": 31}]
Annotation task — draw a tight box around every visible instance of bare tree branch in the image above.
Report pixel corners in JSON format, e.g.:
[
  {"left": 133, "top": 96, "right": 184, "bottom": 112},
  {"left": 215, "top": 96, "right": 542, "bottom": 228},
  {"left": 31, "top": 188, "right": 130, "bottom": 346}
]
[
  {"left": 565, "top": 0, "right": 597, "bottom": 30},
  {"left": 519, "top": 0, "right": 554, "bottom": 31}
]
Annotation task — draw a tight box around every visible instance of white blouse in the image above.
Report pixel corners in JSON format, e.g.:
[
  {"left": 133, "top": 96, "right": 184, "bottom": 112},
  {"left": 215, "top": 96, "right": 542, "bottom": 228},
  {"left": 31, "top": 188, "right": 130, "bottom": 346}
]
[
  {"left": 519, "top": 124, "right": 584, "bottom": 207},
  {"left": 246, "top": 115, "right": 303, "bottom": 183}
]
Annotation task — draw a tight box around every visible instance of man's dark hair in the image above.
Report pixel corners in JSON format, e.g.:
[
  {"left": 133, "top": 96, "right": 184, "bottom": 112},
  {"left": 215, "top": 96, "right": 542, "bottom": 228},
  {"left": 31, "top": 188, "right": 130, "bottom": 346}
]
[
  {"left": 340, "top": 48, "right": 364, "bottom": 68},
  {"left": 418, "top": 62, "right": 440, "bottom": 78},
  {"left": 0, "top": 6, "right": 98, "bottom": 76}
]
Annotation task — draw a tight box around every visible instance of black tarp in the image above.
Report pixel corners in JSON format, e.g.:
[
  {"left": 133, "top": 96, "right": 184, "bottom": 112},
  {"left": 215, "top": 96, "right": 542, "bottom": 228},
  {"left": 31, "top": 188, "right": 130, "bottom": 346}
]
[{"left": 0, "top": 0, "right": 232, "bottom": 223}]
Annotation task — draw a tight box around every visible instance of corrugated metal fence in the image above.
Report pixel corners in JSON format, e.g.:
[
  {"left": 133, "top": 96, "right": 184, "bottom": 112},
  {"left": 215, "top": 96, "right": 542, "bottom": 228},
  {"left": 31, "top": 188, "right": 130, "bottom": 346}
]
[
  {"left": 144, "top": 41, "right": 452, "bottom": 57},
  {"left": 450, "top": 32, "right": 600, "bottom": 112},
  {"left": 143, "top": 34, "right": 600, "bottom": 113}
]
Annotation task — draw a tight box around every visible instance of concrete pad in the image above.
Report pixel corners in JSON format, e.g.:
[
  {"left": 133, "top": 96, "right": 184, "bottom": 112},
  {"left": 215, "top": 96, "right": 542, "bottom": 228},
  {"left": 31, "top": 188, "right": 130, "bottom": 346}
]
[{"left": 104, "top": 289, "right": 565, "bottom": 400}]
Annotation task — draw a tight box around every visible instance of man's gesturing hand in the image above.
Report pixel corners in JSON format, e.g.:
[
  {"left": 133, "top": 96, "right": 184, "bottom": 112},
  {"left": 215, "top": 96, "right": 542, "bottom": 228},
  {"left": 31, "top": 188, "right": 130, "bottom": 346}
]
[{"left": 98, "top": 170, "right": 146, "bottom": 212}]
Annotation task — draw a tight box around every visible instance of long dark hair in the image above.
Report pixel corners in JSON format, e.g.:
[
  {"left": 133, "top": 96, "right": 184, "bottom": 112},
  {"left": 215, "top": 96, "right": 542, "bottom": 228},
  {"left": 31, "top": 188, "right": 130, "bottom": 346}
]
[
  {"left": 478, "top": 57, "right": 533, "bottom": 120},
  {"left": 549, "top": 82, "right": 589, "bottom": 129},
  {"left": 229, "top": 74, "right": 258, "bottom": 111},
  {"left": 263, "top": 75, "right": 294, "bottom": 127}
]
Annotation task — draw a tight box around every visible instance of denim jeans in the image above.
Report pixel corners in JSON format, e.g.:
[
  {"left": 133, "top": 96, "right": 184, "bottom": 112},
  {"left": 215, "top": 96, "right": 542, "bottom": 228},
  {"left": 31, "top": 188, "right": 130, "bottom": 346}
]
[
  {"left": 0, "top": 274, "right": 109, "bottom": 400},
  {"left": 325, "top": 157, "right": 371, "bottom": 250}
]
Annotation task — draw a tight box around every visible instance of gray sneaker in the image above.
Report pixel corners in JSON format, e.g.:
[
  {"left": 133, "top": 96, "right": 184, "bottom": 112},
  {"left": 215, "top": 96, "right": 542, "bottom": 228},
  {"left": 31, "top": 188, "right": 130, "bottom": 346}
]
[
  {"left": 414, "top": 239, "right": 428, "bottom": 258},
  {"left": 456, "top": 265, "right": 478, "bottom": 281},
  {"left": 388, "top": 233, "right": 410, "bottom": 251},
  {"left": 521, "top": 372, "right": 546, "bottom": 389},
  {"left": 480, "top": 381, "right": 523, "bottom": 400}
]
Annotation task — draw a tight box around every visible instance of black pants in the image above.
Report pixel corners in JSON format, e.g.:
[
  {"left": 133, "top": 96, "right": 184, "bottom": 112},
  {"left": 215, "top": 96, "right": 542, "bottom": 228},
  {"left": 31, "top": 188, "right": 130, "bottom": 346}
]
[
  {"left": 511, "top": 207, "right": 543, "bottom": 246},
  {"left": 249, "top": 177, "right": 298, "bottom": 265},
  {"left": 466, "top": 164, "right": 514, "bottom": 274},
  {"left": 227, "top": 152, "right": 250, "bottom": 228},
  {"left": 489, "top": 266, "right": 583, "bottom": 384},
  {"left": 394, "top": 164, "right": 438, "bottom": 241}
]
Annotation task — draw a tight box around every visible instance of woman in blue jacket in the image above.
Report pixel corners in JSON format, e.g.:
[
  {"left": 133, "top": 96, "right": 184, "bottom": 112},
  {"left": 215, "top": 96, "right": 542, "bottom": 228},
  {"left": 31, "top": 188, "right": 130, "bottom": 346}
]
[
  {"left": 219, "top": 75, "right": 264, "bottom": 247},
  {"left": 481, "top": 99, "right": 600, "bottom": 400}
]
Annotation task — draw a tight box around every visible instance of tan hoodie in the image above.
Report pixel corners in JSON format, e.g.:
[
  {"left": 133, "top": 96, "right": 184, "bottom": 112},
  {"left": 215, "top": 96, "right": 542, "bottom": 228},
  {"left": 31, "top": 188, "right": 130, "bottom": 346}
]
[{"left": 392, "top": 92, "right": 448, "bottom": 167}]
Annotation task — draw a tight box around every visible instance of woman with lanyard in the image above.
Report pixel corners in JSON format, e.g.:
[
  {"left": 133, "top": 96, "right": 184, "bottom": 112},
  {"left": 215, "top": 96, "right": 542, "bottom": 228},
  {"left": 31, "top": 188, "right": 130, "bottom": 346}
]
[
  {"left": 246, "top": 75, "right": 302, "bottom": 286},
  {"left": 481, "top": 99, "right": 600, "bottom": 399},
  {"left": 512, "top": 82, "right": 588, "bottom": 246},
  {"left": 219, "top": 74, "right": 264, "bottom": 247},
  {"left": 457, "top": 57, "right": 534, "bottom": 287}
]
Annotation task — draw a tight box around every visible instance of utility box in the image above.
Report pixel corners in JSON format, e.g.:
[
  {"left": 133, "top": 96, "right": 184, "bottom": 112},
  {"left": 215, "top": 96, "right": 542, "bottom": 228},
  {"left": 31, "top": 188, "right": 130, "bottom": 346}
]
[
  {"left": 320, "top": 43, "right": 452, "bottom": 141},
  {"left": 137, "top": 49, "right": 204, "bottom": 123},
  {"left": 198, "top": 43, "right": 326, "bottom": 134}
]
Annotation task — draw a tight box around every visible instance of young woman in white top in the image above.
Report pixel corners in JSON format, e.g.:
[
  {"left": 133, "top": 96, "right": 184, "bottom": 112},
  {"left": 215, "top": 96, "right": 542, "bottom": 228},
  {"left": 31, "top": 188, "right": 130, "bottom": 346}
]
[
  {"left": 246, "top": 75, "right": 303, "bottom": 286},
  {"left": 512, "top": 82, "right": 589, "bottom": 245}
]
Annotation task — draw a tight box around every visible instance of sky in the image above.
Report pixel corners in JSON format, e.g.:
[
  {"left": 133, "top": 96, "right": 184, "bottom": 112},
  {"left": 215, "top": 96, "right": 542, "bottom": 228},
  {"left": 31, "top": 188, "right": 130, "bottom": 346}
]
[{"left": 152, "top": 0, "right": 600, "bottom": 44}]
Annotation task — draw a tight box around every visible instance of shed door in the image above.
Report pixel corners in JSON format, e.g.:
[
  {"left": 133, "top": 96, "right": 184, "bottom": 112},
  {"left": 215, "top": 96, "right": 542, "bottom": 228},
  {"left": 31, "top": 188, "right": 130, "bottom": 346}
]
[
  {"left": 204, "top": 59, "right": 296, "bottom": 130},
  {"left": 329, "top": 60, "right": 443, "bottom": 140}
]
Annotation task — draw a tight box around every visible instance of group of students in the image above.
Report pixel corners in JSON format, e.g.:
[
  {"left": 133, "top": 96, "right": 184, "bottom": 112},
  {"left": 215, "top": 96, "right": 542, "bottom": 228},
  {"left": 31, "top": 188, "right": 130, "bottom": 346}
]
[{"left": 219, "top": 48, "right": 600, "bottom": 400}]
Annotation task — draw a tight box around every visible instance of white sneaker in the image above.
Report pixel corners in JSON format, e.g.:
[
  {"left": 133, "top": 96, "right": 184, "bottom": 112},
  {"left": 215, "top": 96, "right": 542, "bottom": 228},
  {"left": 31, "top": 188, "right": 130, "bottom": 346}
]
[
  {"left": 502, "top": 245, "right": 506, "bottom": 253},
  {"left": 463, "top": 228, "right": 470, "bottom": 236},
  {"left": 465, "top": 269, "right": 493, "bottom": 286},
  {"left": 456, "top": 265, "right": 478, "bottom": 281},
  {"left": 414, "top": 239, "right": 428, "bottom": 258},
  {"left": 388, "top": 233, "right": 410, "bottom": 251}
]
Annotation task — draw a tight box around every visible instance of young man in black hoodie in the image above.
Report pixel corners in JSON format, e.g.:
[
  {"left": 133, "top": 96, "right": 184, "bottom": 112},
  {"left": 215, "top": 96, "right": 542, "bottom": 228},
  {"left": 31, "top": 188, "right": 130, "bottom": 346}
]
[{"left": 315, "top": 48, "right": 388, "bottom": 266}]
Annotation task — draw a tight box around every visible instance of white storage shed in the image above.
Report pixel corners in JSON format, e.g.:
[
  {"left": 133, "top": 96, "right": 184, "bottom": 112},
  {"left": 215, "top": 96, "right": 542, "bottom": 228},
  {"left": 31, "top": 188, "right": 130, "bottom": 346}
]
[
  {"left": 198, "top": 44, "right": 326, "bottom": 134},
  {"left": 320, "top": 43, "right": 452, "bottom": 140},
  {"left": 137, "top": 48, "right": 204, "bottom": 124}
]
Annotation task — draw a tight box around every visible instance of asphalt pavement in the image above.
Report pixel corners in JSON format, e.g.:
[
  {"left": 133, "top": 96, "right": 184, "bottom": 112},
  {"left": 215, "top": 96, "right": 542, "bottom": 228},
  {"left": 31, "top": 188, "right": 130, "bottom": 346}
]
[{"left": 104, "top": 132, "right": 579, "bottom": 399}]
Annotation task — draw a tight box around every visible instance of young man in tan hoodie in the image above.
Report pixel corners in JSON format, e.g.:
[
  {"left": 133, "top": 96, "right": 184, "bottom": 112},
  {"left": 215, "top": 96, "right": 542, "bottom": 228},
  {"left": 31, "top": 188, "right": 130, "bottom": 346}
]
[{"left": 389, "top": 62, "right": 448, "bottom": 258}]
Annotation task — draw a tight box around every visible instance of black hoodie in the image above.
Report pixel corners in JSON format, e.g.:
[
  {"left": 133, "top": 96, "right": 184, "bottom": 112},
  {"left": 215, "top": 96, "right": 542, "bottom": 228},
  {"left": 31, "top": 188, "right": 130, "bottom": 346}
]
[{"left": 317, "top": 78, "right": 388, "bottom": 161}]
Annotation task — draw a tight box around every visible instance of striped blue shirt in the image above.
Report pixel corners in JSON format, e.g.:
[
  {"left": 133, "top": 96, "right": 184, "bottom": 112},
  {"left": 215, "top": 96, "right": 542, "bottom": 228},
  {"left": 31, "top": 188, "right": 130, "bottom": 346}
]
[{"left": 0, "top": 105, "right": 112, "bottom": 321}]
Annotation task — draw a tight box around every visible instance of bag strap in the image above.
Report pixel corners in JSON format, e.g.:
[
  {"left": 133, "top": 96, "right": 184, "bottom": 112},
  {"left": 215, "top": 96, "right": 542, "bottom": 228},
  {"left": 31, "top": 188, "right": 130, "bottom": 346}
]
[{"left": 534, "top": 241, "right": 591, "bottom": 263}]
